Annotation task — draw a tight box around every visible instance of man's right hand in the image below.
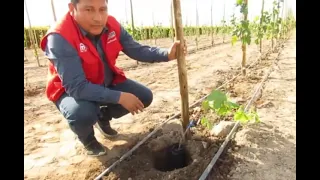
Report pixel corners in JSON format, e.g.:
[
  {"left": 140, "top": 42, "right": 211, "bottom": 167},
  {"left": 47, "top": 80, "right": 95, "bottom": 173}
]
[{"left": 118, "top": 92, "right": 144, "bottom": 115}]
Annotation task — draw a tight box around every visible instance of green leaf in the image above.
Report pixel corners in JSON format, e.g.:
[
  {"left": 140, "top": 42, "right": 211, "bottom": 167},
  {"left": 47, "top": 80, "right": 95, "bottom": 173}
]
[
  {"left": 200, "top": 116, "right": 213, "bottom": 129},
  {"left": 225, "top": 101, "right": 240, "bottom": 108},
  {"left": 246, "top": 35, "right": 252, "bottom": 45},
  {"left": 254, "top": 16, "right": 260, "bottom": 22},
  {"left": 207, "top": 90, "right": 227, "bottom": 109},
  {"left": 217, "top": 105, "right": 229, "bottom": 116},
  {"left": 200, "top": 117, "right": 208, "bottom": 126},
  {"left": 207, "top": 121, "right": 213, "bottom": 129},
  {"left": 234, "top": 110, "right": 250, "bottom": 123},
  {"left": 208, "top": 101, "right": 215, "bottom": 109},
  {"left": 255, "top": 114, "right": 260, "bottom": 123},
  {"left": 254, "top": 38, "right": 259, "bottom": 45},
  {"left": 231, "top": 35, "right": 238, "bottom": 46},
  {"left": 202, "top": 101, "right": 210, "bottom": 111},
  {"left": 236, "top": 0, "right": 243, "bottom": 6}
]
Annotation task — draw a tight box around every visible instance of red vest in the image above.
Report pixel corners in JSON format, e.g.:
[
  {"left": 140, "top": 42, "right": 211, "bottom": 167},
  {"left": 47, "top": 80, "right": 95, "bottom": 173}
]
[{"left": 40, "top": 13, "right": 127, "bottom": 102}]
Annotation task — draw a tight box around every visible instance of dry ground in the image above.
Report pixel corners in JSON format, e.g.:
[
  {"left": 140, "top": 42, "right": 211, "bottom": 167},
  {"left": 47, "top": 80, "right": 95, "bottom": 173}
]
[
  {"left": 24, "top": 31, "right": 295, "bottom": 180},
  {"left": 228, "top": 30, "right": 296, "bottom": 180}
]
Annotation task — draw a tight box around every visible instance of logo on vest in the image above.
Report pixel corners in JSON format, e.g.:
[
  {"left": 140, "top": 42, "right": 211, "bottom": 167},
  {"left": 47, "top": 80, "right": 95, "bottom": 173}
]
[
  {"left": 108, "top": 31, "right": 116, "bottom": 40},
  {"left": 107, "top": 31, "right": 117, "bottom": 44},
  {"left": 79, "top": 43, "right": 87, "bottom": 52}
]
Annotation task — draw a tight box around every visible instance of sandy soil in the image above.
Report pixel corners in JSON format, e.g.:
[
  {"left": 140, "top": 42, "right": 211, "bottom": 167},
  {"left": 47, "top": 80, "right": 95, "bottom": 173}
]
[
  {"left": 227, "top": 30, "right": 296, "bottom": 180},
  {"left": 24, "top": 31, "right": 295, "bottom": 180}
]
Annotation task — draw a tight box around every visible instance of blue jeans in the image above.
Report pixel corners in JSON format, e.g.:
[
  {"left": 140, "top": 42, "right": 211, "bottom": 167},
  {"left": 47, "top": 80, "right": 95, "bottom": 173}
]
[{"left": 55, "top": 79, "right": 153, "bottom": 145}]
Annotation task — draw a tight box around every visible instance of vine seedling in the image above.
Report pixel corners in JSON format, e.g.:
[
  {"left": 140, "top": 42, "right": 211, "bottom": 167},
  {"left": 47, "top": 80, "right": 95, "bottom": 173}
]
[
  {"left": 267, "top": 0, "right": 281, "bottom": 50},
  {"left": 253, "top": 12, "right": 271, "bottom": 53},
  {"left": 200, "top": 90, "right": 260, "bottom": 130},
  {"left": 253, "top": 0, "right": 271, "bottom": 53},
  {"left": 231, "top": 0, "right": 251, "bottom": 76}
]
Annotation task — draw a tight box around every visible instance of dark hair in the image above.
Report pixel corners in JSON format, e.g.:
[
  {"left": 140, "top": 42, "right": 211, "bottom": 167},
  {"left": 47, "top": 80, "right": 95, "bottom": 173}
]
[
  {"left": 71, "top": 0, "right": 108, "bottom": 4},
  {"left": 70, "top": 0, "right": 79, "bottom": 4}
]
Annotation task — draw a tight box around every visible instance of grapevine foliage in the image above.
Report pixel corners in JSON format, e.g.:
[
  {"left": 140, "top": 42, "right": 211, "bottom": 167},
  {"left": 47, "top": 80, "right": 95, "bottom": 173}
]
[
  {"left": 200, "top": 90, "right": 260, "bottom": 129},
  {"left": 266, "top": 1, "right": 281, "bottom": 41},
  {"left": 252, "top": 11, "right": 271, "bottom": 45},
  {"left": 231, "top": 0, "right": 251, "bottom": 46}
]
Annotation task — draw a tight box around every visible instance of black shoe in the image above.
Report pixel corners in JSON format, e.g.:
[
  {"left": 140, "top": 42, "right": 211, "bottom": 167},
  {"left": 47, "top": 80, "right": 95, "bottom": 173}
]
[
  {"left": 95, "top": 120, "right": 118, "bottom": 137},
  {"left": 84, "top": 139, "right": 107, "bottom": 157}
]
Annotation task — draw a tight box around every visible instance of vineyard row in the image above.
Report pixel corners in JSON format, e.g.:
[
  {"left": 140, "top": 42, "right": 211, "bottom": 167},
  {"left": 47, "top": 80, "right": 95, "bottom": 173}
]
[{"left": 24, "top": 25, "right": 233, "bottom": 48}]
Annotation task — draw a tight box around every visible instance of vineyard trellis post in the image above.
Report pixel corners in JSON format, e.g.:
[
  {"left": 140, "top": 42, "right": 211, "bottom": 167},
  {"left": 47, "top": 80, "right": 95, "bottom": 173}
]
[
  {"left": 279, "top": 0, "right": 285, "bottom": 39},
  {"left": 275, "top": 0, "right": 281, "bottom": 42},
  {"left": 259, "top": 0, "right": 265, "bottom": 53},
  {"left": 170, "top": 1, "right": 175, "bottom": 42},
  {"left": 51, "top": 0, "right": 57, "bottom": 22},
  {"left": 195, "top": 0, "right": 199, "bottom": 50},
  {"left": 151, "top": 11, "right": 156, "bottom": 45},
  {"left": 241, "top": 0, "right": 249, "bottom": 76},
  {"left": 124, "top": 0, "right": 128, "bottom": 24},
  {"left": 280, "top": 0, "right": 286, "bottom": 39},
  {"left": 129, "top": 0, "right": 135, "bottom": 38},
  {"left": 129, "top": 0, "right": 138, "bottom": 65},
  {"left": 24, "top": 0, "right": 40, "bottom": 67},
  {"left": 172, "top": 0, "right": 190, "bottom": 133},
  {"left": 271, "top": 0, "right": 279, "bottom": 50},
  {"left": 24, "top": 29, "right": 28, "bottom": 62},
  {"left": 210, "top": 0, "right": 214, "bottom": 47},
  {"left": 222, "top": 0, "right": 226, "bottom": 43}
]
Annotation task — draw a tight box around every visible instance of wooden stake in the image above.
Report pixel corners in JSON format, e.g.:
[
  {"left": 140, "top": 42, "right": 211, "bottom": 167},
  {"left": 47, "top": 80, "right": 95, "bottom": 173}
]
[
  {"left": 129, "top": 0, "right": 135, "bottom": 37},
  {"left": 24, "top": 0, "right": 40, "bottom": 67},
  {"left": 170, "top": 1, "right": 175, "bottom": 42},
  {"left": 241, "top": 0, "right": 248, "bottom": 76},
  {"left": 222, "top": 0, "right": 226, "bottom": 43},
  {"left": 172, "top": 0, "right": 190, "bottom": 132},
  {"left": 259, "top": 0, "right": 265, "bottom": 53},
  {"left": 124, "top": 0, "right": 128, "bottom": 24},
  {"left": 210, "top": 0, "right": 214, "bottom": 47},
  {"left": 195, "top": 0, "right": 199, "bottom": 50},
  {"left": 129, "top": 0, "right": 138, "bottom": 65},
  {"left": 51, "top": 0, "right": 57, "bottom": 22}
]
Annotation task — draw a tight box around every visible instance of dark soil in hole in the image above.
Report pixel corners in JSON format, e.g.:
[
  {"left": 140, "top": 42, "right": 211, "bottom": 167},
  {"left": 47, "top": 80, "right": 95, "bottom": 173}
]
[
  {"left": 152, "top": 143, "right": 192, "bottom": 172},
  {"left": 102, "top": 127, "right": 242, "bottom": 180}
]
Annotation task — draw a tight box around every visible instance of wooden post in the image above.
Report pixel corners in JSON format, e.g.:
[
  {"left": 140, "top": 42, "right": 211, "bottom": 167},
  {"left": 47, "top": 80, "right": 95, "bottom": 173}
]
[
  {"left": 210, "top": 0, "right": 214, "bottom": 47},
  {"left": 241, "top": 0, "right": 248, "bottom": 76},
  {"left": 259, "top": 0, "right": 265, "bottom": 53},
  {"left": 222, "top": 0, "right": 226, "bottom": 43},
  {"left": 275, "top": 0, "right": 281, "bottom": 42},
  {"left": 129, "top": 0, "right": 135, "bottom": 36},
  {"left": 170, "top": 1, "right": 175, "bottom": 42},
  {"left": 152, "top": 11, "right": 157, "bottom": 45},
  {"left": 279, "top": 0, "right": 285, "bottom": 39},
  {"left": 195, "top": 0, "right": 199, "bottom": 50},
  {"left": 124, "top": 0, "right": 128, "bottom": 24},
  {"left": 271, "top": 1, "right": 275, "bottom": 50},
  {"left": 172, "top": 0, "right": 190, "bottom": 132},
  {"left": 129, "top": 0, "right": 138, "bottom": 65},
  {"left": 24, "top": 29, "right": 28, "bottom": 62},
  {"left": 51, "top": 0, "right": 57, "bottom": 22},
  {"left": 24, "top": 0, "right": 40, "bottom": 67}
]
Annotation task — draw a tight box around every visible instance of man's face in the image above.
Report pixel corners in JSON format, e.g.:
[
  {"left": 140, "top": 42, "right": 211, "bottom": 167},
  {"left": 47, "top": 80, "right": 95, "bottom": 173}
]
[{"left": 68, "top": 0, "right": 108, "bottom": 36}]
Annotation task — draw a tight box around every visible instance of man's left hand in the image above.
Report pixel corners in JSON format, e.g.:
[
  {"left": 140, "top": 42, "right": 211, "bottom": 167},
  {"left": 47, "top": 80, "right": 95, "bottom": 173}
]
[{"left": 167, "top": 40, "right": 188, "bottom": 61}]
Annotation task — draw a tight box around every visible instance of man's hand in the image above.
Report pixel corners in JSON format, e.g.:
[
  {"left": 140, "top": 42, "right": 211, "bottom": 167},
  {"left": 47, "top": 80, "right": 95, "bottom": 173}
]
[
  {"left": 167, "top": 40, "right": 188, "bottom": 60},
  {"left": 118, "top": 92, "right": 144, "bottom": 115}
]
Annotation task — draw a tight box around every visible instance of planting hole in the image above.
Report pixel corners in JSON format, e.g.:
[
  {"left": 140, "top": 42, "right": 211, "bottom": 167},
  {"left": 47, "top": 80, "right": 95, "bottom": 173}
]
[{"left": 152, "top": 143, "right": 192, "bottom": 172}]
